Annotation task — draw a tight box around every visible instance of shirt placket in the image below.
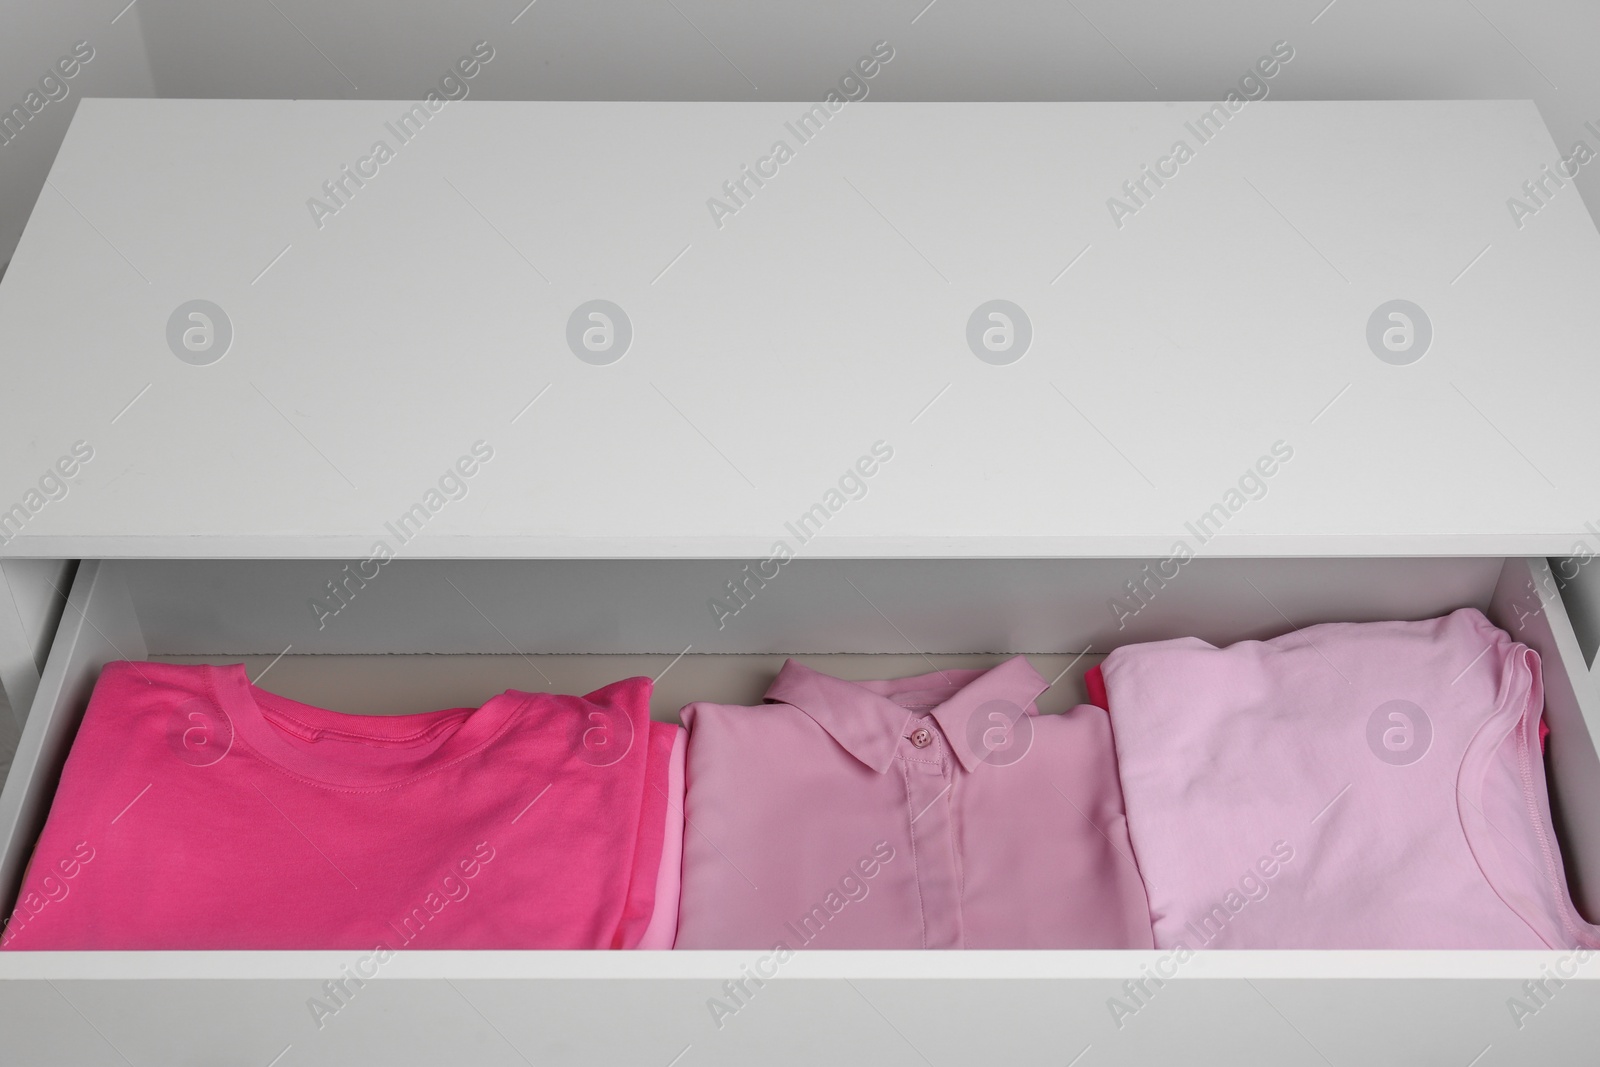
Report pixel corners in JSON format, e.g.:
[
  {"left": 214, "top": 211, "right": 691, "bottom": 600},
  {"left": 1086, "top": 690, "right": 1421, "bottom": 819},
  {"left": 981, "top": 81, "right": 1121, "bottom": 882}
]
[{"left": 901, "top": 716, "right": 963, "bottom": 949}]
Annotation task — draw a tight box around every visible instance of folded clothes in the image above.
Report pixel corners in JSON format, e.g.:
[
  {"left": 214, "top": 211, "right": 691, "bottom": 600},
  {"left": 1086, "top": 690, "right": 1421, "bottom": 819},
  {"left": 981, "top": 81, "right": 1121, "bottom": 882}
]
[
  {"left": 10, "top": 610, "right": 1591, "bottom": 954},
  {"left": 1097, "top": 608, "right": 1599, "bottom": 949},
  {"left": 1, "top": 662, "right": 681, "bottom": 950},
  {"left": 675, "top": 656, "right": 1153, "bottom": 949}
]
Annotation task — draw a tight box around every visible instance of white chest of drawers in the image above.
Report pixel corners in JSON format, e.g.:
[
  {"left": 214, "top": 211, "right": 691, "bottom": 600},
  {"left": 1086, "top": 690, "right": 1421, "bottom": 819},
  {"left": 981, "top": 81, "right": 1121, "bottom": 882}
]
[{"left": 2, "top": 98, "right": 1600, "bottom": 1065}]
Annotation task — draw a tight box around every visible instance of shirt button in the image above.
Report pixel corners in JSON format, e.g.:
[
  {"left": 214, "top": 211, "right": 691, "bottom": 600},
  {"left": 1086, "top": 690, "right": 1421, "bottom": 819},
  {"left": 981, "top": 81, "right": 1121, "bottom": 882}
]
[{"left": 909, "top": 727, "right": 933, "bottom": 749}]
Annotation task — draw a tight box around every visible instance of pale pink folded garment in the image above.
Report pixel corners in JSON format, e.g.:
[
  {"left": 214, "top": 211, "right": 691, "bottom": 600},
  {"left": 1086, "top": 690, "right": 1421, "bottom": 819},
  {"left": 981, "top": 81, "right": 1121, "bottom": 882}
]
[
  {"left": 676, "top": 657, "right": 1153, "bottom": 949},
  {"left": 637, "top": 726, "right": 686, "bottom": 949},
  {"left": 1101, "top": 607, "right": 1600, "bottom": 950}
]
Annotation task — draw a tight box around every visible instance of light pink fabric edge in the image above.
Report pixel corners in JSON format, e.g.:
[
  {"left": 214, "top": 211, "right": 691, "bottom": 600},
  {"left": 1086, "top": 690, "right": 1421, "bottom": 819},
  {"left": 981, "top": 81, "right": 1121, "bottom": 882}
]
[{"left": 635, "top": 725, "right": 687, "bottom": 949}]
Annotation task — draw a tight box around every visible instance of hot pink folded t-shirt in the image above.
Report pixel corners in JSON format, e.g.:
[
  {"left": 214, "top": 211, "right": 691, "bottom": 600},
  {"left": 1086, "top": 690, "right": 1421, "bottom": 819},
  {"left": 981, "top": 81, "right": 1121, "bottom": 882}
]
[
  {"left": 1101, "top": 608, "right": 1600, "bottom": 950},
  {"left": 1, "top": 662, "right": 681, "bottom": 951}
]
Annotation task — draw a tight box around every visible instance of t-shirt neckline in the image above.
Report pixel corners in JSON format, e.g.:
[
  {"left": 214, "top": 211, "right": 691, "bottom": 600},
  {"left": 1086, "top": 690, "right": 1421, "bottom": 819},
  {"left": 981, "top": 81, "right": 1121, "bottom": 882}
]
[{"left": 209, "top": 663, "right": 524, "bottom": 789}]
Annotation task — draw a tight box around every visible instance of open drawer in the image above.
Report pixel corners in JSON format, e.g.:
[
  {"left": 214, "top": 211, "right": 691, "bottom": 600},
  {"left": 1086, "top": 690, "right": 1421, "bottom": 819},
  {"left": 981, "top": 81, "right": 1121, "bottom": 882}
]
[
  {"left": 1, "top": 554, "right": 1598, "bottom": 1066},
  {"left": 7, "top": 96, "right": 1600, "bottom": 1064}
]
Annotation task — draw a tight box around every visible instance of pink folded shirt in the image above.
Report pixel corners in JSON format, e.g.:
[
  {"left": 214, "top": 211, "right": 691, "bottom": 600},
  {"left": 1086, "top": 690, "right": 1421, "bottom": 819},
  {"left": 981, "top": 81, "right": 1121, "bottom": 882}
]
[
  {"left": 1100, "top": 608, "right": 1600, "bottom": 949},
  {"left": 2, "top": 662, "right": 683, "bottom": 950},
  {"left": 676, "top": 656, "right": 1153, "bottom": 949}
]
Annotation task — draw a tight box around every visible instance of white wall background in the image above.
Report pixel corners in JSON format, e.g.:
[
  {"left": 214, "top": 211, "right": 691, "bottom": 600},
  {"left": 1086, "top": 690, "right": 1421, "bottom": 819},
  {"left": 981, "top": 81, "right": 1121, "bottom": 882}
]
[
  {"left": 3, "top": 0, "right": 1599, "bottom": 270},
  {"left": 0, "top": 2, "right": 154, "bottom": 269}
]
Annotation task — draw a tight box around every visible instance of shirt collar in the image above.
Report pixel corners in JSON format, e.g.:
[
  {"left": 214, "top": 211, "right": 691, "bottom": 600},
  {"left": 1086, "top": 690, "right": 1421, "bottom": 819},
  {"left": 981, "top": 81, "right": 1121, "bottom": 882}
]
[{"left": 763, "top": 656, "right": 1049, "bottom": 774}]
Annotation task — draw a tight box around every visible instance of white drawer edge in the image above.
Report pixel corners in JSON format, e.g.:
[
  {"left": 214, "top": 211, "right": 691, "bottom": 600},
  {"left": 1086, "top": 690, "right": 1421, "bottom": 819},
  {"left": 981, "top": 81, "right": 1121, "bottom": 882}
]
[{"left": 0, "top": 949, "right": 1594, "bottom": 982}]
